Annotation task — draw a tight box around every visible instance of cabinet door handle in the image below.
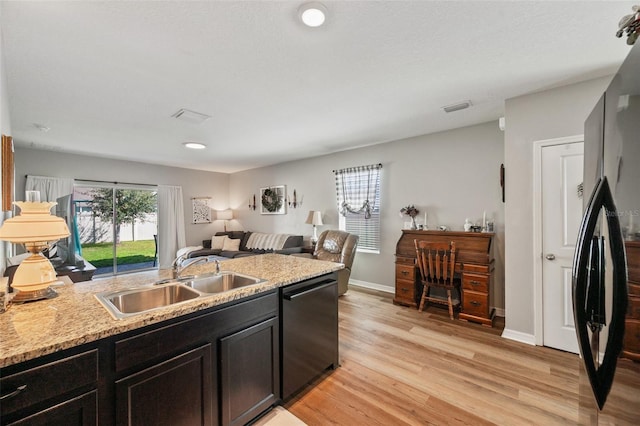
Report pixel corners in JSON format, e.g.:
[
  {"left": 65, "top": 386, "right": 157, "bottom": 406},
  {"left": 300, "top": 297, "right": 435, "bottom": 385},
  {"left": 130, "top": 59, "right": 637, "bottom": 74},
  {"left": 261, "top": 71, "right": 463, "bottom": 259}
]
[
  {"left": 401, "top": 287, "right": 409, "bottom": 292},
  {"left": 401, "top": 270, "right": 409, "bottom": 276},
  {"left": 470, "top": 280, "right": 481, "bottom": 286},
  {"left": 0, "top": 384, "right": 27, "bottom": 401},
  {"left": 470, "top": 301, "right": 482, "bottom": 306}
]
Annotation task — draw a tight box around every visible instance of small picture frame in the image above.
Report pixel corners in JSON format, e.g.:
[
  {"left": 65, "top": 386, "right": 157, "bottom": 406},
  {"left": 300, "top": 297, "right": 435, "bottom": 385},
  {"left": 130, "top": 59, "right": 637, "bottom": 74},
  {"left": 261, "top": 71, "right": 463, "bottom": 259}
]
[
  {"left": 192, "top": 197, "right": 211, "bottom": 223},
  {"left": 260, "top": 185, "right": 286, "bottom": 215}
]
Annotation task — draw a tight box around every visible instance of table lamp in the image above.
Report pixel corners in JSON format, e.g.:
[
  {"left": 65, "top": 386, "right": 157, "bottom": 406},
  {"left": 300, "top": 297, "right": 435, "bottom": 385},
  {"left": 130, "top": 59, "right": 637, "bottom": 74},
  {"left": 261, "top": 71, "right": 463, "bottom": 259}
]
[
  {"left": 305, "top": 211, "right": 324, "bottom": 244},
  {"left": 0, "top": 201, "right": 70, "bottom": 303},
  {"left": 217, "top": 209, "right": 233, "bottom": 232}
]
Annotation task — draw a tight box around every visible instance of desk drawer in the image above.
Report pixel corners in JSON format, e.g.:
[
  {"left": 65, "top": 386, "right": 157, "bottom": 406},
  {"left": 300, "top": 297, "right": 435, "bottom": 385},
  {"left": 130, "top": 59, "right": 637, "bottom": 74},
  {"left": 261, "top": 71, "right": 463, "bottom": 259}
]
[
  {"left": 623, "top": 319, "right": 640, "bottom": 355},
  {"left": 0, "top": 350, "right": 98, "bottom": 416},
  {"left": 462, "top": 273, "right": 489, "bottom": 293},
  {"left": 462, "top": 291, "right": 489, "bottom": 318},
  {"left": 395, "top": 279, "right": 416, "bottom": 301},
  {"left": 395, "top": 256, "right": 415, "bottom": 266},
  {"left": 395, "top": 264, "right": 415, "bottom": 281},
  {"left": 463, "top": 263, "right": 489, "bottom": 274}
]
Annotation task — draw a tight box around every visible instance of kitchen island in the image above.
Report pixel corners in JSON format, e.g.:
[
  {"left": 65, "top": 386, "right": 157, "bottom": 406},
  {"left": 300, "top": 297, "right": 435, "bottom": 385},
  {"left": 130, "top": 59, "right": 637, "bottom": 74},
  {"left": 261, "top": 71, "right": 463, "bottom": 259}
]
[{"left": 0, "top": 254, "right": 343, "bottom": 425}]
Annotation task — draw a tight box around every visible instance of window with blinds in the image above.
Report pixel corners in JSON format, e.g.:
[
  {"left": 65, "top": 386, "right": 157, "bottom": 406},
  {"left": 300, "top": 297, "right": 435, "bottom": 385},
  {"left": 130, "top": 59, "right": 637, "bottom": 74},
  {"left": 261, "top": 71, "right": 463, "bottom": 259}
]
[{"left": 335, "top": 164, "right": 382, "bottom": 253}]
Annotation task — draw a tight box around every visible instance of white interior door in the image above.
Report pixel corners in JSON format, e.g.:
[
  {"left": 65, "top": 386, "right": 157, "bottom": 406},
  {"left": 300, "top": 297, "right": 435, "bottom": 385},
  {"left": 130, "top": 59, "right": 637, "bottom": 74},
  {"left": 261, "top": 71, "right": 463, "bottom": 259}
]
[{"left": 541, "top": 142, "right": 583, "bottom": 353}]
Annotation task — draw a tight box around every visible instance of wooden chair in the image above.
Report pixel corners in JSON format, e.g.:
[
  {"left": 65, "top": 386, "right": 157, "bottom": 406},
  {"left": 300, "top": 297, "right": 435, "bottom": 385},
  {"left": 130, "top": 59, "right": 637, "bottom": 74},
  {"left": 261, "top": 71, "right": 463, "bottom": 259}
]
[{"left": 414, "top": 240, "right": 461, "bottom": 319}]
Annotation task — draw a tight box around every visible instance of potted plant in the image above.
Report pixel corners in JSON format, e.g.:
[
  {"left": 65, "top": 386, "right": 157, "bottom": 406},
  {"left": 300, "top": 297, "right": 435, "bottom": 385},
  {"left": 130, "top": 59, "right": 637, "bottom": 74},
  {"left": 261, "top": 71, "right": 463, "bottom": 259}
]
[{"left": 400, "top": 205, "right": 419, "bottom": 230}]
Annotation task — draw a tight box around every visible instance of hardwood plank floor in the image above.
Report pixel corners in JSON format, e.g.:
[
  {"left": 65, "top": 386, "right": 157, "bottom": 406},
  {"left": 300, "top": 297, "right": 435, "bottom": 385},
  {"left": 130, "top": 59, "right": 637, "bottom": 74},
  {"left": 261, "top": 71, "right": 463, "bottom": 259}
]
[{"left": 285, "top": 287, "right": 580, "bottom": 425}]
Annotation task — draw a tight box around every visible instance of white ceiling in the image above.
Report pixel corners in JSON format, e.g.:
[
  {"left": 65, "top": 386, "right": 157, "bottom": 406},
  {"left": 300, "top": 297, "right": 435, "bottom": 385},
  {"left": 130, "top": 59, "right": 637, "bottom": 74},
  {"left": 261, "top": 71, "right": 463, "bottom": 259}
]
[{"left": 0, "top": 1, "right": 636, "bottom": 173}]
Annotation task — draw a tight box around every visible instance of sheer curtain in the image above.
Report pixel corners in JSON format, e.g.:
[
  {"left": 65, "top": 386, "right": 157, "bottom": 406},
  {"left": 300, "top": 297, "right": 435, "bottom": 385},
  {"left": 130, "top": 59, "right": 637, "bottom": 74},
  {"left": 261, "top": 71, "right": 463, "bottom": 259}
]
[
  {"left": 157, "top": 185, "right": 186, "bottom": 269},
  {"left": 334, "top": 163, "right": 382, "bottom": 219},
  {"left": 25, "top": 175, "right": 74, "bottom": 203}
]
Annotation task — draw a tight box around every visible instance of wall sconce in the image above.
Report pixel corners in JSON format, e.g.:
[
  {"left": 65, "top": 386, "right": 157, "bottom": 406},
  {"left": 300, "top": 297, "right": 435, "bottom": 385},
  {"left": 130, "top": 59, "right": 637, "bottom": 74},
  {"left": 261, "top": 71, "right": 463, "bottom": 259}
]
[
  {"left": 217, "top": 209, "right": 234, "bottom": 232},
  {"left": 0, "top": 201, "right": 70, "bottom": 303},
  {"left": 288, "top": 189, "right": 303, "bottom": 209},
  {"left": 305, "top": 211, "right": 324, "bottom": 244},
  {"left": 248, "top": 194, "right": 257, "bottom": 211}
]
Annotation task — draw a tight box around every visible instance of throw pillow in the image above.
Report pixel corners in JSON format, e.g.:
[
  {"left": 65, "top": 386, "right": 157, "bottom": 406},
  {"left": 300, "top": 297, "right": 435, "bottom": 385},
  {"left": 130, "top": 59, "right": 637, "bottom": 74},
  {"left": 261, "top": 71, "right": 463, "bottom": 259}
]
[
  {"left": 222, "top": 237, "right": 241, "bottom": 251},
  {"left": 211, "top": 235, "right": 227, "bottom": 250}
]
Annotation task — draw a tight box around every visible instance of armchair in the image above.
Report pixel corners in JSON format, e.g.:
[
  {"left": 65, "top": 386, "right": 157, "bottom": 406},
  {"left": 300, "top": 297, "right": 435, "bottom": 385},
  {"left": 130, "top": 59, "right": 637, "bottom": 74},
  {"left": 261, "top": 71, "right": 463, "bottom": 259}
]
[{"left": 314, "top": 230, "right": 359, "bottom": 296}]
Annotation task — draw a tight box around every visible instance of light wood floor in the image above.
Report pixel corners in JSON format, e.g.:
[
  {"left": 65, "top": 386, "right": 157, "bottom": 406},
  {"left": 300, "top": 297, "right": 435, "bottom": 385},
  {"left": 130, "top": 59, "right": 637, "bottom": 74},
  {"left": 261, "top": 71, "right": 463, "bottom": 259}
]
[{"left": 285, "top": 287, "right": 580, "bottom": 425}]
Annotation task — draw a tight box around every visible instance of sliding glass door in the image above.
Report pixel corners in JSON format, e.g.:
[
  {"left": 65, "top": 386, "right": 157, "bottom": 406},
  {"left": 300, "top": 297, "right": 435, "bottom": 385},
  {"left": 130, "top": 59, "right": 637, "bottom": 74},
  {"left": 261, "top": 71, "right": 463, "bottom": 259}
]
[{"left": 74, "top": 183, "right": 158, "bottom": 276}]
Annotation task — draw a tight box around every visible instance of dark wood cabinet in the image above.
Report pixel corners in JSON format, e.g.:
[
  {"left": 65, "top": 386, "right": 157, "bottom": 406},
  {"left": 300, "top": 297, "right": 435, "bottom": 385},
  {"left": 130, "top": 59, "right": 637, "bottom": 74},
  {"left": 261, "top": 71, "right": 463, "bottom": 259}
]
[
  {"left": 6, "top": 391, "right": 97, "bottom": 426},
  {"left": 115, "top": 344, "right": 213, "bottom": 426},
  {"left": 220, "top": 317, "right": 279, "bottom": 426},
  {"left": 0, "top": 350, "right": 98, "bottom": 425},
  {"left": 623, "top": 241, "right": 640, "bottom": 361}
]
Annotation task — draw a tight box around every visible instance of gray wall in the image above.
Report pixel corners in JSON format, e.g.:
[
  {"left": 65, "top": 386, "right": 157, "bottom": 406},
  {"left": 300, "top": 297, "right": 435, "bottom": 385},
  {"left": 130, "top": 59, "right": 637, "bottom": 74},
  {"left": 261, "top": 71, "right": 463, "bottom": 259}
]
[
  {"left": 231, "top": 121, "right": 506, "bottom": 310},
  {"left": 1, "top": 11, "right": 13, "bottom": 273},
  {"left": 503, "top": 76, "right": 611, "bottom": 339},
  {"left": 14, "top": 148, "right": 231, "bottom": 248}
]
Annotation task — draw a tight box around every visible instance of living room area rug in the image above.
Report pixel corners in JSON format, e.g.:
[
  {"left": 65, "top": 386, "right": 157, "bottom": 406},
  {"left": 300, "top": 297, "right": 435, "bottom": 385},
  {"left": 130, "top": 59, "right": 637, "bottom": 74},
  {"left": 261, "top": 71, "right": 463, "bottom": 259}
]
[{"left": 252, "top": 406, "right": 307, "bottom": 426}]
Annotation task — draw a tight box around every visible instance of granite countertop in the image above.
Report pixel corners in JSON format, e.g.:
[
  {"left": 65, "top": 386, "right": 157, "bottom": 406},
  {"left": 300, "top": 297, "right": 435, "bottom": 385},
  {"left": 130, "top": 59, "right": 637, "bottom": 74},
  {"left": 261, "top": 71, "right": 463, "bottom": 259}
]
[{"left": 0, "top": 254, "right": 343, "bottom": 368}]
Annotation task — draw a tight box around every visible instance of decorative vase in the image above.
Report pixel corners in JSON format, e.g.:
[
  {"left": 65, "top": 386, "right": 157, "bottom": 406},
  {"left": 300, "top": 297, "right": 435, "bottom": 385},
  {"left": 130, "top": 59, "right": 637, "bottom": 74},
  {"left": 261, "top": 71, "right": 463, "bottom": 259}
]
[{"left": 410, "top": 216, "right": 417, "bottom": 230}]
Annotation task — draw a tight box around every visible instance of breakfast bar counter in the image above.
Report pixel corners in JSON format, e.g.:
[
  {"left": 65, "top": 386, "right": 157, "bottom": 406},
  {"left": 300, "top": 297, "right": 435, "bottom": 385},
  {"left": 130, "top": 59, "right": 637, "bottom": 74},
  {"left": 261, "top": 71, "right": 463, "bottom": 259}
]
[{"left": 0, "top": 253, "right": 343, "bottom": 368}]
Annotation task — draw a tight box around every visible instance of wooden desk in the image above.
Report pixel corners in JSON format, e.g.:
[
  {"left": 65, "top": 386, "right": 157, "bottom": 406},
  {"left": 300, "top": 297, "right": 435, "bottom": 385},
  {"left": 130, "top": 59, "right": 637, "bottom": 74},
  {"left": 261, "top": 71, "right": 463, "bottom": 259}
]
[{"left": 394, "top": 230, "right": 495, "bottom": 326}]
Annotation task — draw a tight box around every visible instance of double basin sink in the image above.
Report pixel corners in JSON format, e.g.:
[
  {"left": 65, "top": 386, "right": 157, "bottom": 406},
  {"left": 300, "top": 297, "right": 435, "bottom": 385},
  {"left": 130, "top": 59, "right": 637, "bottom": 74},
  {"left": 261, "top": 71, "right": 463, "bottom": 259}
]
[{"left": 95, "top": 272, "right": 265, "bottom": 320}]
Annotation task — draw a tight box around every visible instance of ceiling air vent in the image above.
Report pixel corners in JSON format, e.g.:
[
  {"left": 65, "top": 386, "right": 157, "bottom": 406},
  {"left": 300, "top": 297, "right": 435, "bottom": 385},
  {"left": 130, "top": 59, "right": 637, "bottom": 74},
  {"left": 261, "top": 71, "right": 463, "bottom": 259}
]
[
  {"left": 171, "top": 109, "right": 211, "bottom": 124},
  {"left": 442, "top": 100, "right": 472, "bottom": 113}
]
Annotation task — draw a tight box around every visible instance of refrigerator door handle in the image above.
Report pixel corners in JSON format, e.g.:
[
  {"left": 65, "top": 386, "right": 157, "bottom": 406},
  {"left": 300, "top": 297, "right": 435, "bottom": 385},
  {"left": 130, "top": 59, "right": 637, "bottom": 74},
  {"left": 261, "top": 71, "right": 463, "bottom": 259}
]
[{"left": 572, "top": 176, "right": 628, "bottom": 410}]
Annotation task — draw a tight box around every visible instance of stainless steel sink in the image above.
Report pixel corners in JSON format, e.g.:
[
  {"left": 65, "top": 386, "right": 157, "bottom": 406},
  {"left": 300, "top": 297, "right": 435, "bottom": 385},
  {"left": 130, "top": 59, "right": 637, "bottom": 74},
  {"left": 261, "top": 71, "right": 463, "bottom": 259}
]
[
  {"left": 182, "top": 271, "right": 265, "bottom": 294},
  {"left": 95, "top": 283, "right": 201, "bottom": 320}
]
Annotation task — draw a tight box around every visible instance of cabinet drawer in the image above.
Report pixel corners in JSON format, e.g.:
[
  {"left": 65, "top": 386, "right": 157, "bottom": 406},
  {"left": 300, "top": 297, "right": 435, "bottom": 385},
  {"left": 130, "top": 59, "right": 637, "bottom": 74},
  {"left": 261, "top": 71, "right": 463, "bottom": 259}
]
[
  {"left": 629, "top": 282, "right": 640, "bottom": 297},
  {"left": 462, "top": 291, "right": 489, "bottom": 318},
  {"left": 395, "top": 256, "right": 415, "bottom": 266},
  {"left": 0, "top": 350, "right": 98, "bottom": 416},
  {"left": 463, "top": 263, "right": 489, "bottom": 274},
  {"left": 395, "top": 264, "right": 415, "bottom": 281},
  {"left": 462, "top": 273, "right": 489, "bottom": 293},
  {"left": 628, "top": 296, "right": 640, "bottom": 318},
  {"left": 623, "top": 319, "right": 640, "bottom": 355},
  {"left": 395, "top": 279, "right": 416, "bottom": 300}
]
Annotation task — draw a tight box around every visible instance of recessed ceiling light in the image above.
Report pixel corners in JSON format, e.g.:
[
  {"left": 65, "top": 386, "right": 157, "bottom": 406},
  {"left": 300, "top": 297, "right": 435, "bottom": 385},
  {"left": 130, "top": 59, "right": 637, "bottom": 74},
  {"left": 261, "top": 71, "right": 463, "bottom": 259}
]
[
  {"left": 183, "top": 142, "right": 207, "bottom": 150},
  {"left": 442, "top": 100, "right": 472, "bottom": 113},
  {"left": 299, "top": 2, "right": 327, "bottom": 27}
]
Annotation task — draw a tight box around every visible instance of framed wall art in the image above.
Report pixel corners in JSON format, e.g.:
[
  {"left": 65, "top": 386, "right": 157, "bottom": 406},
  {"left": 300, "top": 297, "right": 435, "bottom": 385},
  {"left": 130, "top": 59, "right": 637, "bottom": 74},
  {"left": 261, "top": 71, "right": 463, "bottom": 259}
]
[
  {"left": 192, "top": 197, "right": 212, "bottom": 223},
  {"left": 260, "top": 185, "right": 286, "bottom": 215}
]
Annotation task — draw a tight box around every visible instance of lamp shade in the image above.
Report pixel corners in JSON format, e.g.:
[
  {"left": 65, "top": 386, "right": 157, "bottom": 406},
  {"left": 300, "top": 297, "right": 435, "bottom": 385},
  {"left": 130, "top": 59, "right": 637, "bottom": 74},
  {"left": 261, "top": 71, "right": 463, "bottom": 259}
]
[
  {"left": 0, "top": 202, "right": 70, "bottom": 243},
  {"left": 305, "top": 211, "right": 324, "bottom": 226},
  {"left": 217, "top": 209, "right": 234, "bottom": 220}
]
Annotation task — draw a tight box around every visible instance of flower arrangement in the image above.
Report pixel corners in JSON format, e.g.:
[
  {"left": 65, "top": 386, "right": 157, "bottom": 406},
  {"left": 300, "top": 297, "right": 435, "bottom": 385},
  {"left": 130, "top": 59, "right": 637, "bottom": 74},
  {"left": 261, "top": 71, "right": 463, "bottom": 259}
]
[{"left": 400, "top": 205, "right": 419, "bottom": 218}]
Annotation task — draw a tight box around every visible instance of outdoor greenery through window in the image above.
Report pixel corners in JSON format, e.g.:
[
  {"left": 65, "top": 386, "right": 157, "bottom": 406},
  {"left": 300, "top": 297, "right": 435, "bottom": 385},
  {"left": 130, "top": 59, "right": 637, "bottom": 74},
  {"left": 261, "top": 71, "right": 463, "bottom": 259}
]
[
  {"left": 334, "top": 163, "right": 382, "bottom": 253},
  {"left": 74, "top": 183, "right": 158, "bottom": 275}
]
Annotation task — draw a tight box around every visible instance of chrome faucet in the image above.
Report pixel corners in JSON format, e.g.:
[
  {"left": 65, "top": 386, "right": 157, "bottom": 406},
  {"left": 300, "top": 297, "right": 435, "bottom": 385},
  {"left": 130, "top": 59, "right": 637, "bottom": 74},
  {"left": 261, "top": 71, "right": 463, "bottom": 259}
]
[{"left": 172, "top": 256, "right": 211, "bottom": 279}]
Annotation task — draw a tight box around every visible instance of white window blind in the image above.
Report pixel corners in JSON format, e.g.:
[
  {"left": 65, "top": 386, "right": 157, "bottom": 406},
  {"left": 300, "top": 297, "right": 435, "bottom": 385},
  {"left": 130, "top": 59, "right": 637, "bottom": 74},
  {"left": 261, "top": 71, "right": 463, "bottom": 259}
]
[{"left": 334, "top": 164, "right": 382, "bottom": 253}]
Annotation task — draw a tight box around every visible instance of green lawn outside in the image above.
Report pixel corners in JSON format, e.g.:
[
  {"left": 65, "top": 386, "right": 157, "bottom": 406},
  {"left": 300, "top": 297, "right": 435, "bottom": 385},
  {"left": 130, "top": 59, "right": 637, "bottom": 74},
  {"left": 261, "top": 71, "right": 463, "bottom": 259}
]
[{"left": 81, "top": 240, "right": 156, "bottom": 267}]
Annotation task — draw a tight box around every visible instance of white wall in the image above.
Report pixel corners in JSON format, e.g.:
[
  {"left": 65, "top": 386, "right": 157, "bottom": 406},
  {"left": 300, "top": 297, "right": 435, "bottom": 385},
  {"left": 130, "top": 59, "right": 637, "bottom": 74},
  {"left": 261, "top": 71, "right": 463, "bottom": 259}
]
[
  {"left": 14, "top": 148, "right": 230, "bottom": 249},
  {"left": 231, "top": 121, "right": 506, "bottom": 309},
  {"left": 503, "top": 76, "right": 611, "bottom": 340}
]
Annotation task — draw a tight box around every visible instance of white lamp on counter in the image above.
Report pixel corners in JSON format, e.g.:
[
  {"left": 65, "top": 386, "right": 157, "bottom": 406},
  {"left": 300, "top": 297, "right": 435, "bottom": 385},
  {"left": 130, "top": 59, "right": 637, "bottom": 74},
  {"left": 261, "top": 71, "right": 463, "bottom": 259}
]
[
  {"left": 305, "top": 211, "right": 324, "bottom": 244},
  {"left": 0, "top": 200, "right": 70, "bottom": 303},
  {"left": 217, "top": 209, "right": 234, "bottom": 232}
]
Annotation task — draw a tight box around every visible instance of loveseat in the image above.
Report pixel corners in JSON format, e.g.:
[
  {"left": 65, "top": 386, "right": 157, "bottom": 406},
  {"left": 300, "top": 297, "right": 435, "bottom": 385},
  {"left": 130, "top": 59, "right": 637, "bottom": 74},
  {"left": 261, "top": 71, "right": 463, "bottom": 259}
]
[{"left": 184, "top": 231, "right": 304, "bottom": 259}]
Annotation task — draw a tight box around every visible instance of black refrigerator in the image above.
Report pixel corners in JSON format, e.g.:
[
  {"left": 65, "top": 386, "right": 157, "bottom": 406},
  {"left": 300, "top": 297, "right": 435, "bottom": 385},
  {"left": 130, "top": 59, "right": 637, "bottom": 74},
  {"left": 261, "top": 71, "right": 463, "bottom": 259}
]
[{"left": 572, "top": 41, "right": 640, "bottom": 424}]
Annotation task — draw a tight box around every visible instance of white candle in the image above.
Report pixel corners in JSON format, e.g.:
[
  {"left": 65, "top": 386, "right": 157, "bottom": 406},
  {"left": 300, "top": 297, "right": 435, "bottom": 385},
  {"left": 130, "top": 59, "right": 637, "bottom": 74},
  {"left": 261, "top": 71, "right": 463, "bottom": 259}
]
[
  {"left": 424, "top": 212, "right": 427, "bottom": 228},
  {"left": 483, "top": 211, "right": 486, "bottom": 228},
  {"left": 630, "top": 211, "right": 634, "bottom": 233}
]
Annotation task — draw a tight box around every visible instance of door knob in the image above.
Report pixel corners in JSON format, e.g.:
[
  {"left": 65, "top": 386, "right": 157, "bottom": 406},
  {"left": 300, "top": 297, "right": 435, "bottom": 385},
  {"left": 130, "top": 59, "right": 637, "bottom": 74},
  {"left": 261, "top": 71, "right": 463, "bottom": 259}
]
[{"left": 545, "top": 254, "right": 556, "bottom": 260}]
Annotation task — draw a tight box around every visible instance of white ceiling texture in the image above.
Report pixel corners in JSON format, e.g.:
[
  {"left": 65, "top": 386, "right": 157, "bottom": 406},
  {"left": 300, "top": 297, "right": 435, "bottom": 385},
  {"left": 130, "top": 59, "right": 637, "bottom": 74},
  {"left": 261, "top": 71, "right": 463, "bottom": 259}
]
[{"left": 0, "top": 1, "right": 636, "bottom": 173}]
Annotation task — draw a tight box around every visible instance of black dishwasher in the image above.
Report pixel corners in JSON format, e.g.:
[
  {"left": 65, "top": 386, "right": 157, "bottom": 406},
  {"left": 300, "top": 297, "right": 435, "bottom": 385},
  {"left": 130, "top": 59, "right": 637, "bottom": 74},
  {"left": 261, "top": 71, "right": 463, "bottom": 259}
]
[{"left": 281, "top": 273, "right": 339, "bottom": 400}]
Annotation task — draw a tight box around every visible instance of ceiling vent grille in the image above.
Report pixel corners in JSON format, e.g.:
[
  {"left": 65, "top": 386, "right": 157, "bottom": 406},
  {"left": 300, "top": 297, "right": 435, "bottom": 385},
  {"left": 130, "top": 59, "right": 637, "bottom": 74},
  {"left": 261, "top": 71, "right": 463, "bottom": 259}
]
[
  {"left": 171, "top": 109, "right": 211, "bottom": 124},
  {"left": 442, "top": 100, "right": 472, "bottom": 113}
]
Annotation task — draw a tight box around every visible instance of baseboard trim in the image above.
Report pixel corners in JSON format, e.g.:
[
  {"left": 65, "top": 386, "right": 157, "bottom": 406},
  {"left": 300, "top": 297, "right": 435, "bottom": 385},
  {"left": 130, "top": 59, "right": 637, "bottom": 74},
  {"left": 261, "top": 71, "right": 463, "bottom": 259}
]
[
  {"left": 493, "top": 307, "right": 505, "bottom": 318},
  {"left": 349, "top": 279, "right": 394, "bottom": 294},
  {"left": 501, "top": 328, "right": 536, "bottom": 345}
]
